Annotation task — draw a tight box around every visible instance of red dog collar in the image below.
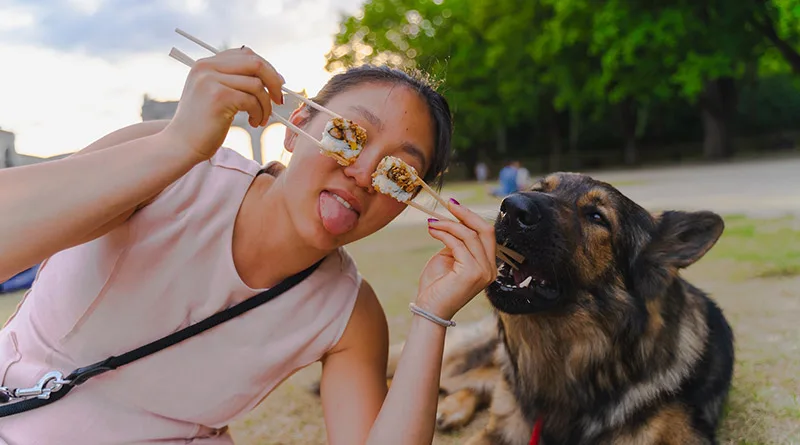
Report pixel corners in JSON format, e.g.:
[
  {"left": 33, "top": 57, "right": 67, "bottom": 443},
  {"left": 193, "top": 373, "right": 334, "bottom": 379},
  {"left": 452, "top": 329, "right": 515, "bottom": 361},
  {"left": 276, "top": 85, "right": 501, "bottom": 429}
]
[{"left": 529, "top": 417, "right": 544, "bottom": 445}]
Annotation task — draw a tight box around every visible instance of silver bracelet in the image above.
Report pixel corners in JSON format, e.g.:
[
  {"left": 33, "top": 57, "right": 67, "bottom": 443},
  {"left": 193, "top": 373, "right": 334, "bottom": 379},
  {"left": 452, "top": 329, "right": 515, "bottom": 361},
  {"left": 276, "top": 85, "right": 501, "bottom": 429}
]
[{"left": 409, "top": 303, "right": 456, "bottom": 328}]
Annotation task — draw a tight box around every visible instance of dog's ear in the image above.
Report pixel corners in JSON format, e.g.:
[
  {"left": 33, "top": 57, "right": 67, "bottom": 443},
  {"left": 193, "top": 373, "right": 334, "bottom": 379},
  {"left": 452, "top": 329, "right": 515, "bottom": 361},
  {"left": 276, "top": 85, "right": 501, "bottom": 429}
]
[{"left": 650, "top": 210, "right": 724, "bottom": 268}]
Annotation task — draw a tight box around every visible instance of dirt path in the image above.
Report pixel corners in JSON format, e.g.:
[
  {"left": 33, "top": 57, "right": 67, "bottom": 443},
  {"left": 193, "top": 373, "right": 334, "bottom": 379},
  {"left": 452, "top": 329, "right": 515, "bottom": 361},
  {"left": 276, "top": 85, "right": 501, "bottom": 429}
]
[{"left": 391, "top": 156, "right": 800, "bottom": 227}]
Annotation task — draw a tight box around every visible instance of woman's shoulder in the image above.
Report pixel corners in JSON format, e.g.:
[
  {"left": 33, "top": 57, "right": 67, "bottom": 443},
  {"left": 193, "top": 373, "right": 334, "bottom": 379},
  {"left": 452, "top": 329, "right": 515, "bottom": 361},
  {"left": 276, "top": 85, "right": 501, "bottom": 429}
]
[
  {"left": 207, "top": 147, "right": 262, "bottom": 176},
  {"left": 140, "top": 147, "right": 261, "bottom": 210}
]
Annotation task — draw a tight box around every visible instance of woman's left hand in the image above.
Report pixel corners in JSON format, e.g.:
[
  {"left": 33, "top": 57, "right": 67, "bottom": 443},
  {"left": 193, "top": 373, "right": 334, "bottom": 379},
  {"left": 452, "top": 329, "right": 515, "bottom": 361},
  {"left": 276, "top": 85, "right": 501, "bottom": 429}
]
[{"left": 415, "top": 199, "right": 498, "bottom": 321}]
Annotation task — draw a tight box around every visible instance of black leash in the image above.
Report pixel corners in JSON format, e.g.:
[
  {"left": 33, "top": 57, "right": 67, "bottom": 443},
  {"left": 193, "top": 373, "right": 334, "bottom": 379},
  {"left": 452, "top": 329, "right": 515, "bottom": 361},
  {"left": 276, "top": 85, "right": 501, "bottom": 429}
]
[{"left": 0, "top": 259, "right": 323, "bottom": 418}]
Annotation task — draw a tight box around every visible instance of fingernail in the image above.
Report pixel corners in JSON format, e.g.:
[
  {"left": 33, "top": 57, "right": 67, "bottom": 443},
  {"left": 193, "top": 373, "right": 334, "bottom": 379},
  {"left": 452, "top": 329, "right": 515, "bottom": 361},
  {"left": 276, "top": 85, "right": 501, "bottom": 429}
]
[
  {"left": 427, "top": 218, "right": 438, "bottom": 224},
  {"left": 449, "top": 198, "right": 460, "bottom": 206}
]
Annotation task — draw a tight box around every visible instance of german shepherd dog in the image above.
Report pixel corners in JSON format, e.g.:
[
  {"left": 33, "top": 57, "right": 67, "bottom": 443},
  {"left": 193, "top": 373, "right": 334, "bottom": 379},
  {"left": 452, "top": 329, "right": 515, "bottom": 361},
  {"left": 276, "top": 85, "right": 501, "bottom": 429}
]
[
  {"left": 384, "top": 172, "right": 735, "bottom": 444},
  {"left": 309, "top": 172, "right": 734, "bottom": 444}
]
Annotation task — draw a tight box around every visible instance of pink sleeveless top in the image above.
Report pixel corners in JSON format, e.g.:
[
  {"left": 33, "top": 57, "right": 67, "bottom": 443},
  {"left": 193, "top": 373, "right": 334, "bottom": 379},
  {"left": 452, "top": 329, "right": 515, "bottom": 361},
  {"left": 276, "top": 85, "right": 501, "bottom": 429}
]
[{"left": 0, "top": 148, "right": 361, "bottom": 444}]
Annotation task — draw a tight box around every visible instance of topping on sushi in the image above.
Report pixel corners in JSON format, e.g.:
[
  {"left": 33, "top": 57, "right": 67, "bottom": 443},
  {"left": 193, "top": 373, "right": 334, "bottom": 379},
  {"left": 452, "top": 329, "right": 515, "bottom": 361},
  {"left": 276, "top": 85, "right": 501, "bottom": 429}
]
[
  {"left": 371, "top": 156, "right": 420, "bottom": 202},
  {"left": 320, "top": 118, "right": 368, "bottom": 166}
]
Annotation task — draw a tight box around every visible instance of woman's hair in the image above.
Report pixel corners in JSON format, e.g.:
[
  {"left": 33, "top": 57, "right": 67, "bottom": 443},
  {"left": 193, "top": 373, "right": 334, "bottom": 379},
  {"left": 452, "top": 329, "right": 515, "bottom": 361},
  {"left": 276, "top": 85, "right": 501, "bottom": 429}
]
[{"left": 305, "top": 65, "right": 453, "bottom": 189}]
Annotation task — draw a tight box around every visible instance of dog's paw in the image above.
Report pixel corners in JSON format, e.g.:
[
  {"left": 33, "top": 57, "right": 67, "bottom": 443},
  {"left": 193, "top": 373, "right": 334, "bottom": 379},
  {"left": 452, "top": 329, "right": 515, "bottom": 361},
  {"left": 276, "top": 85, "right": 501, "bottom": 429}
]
[{"left": 436, "top": 389, "right": 479, "bottom": 431}]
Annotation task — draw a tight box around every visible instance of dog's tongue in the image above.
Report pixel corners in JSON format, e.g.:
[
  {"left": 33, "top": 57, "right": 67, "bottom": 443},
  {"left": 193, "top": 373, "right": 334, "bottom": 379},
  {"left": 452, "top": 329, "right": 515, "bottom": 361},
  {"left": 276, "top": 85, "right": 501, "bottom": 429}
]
[{"left": 319, "top": 191, "right": 358, "bottom": 236}]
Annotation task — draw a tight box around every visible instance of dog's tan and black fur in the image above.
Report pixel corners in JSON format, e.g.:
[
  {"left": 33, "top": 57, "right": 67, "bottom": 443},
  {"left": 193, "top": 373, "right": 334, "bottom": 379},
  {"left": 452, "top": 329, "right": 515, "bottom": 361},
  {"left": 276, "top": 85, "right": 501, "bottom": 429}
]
[
  {"left": 312, "top": 172, "right": 734, "bottom": 444},
  {"left": 396, "top": 172, "right": 733, "bottom": 444}
]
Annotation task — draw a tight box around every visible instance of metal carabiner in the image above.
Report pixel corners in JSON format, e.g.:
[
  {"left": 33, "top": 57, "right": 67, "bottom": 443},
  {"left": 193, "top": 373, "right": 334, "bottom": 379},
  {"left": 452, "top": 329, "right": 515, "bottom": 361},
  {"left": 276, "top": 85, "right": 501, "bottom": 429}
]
[{"left": 9, "top": 371, "right": 70, "bottom": 401}]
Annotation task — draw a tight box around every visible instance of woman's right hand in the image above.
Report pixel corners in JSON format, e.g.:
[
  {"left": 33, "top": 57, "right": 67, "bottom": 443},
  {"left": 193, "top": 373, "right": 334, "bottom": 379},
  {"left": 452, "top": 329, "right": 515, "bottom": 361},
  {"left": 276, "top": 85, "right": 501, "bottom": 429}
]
[
  {"left": 415, "top": 199, "right": 498, "bottom": 321},
  {"left": 162, "top": 47, "right": 286, "bottom": 164}
]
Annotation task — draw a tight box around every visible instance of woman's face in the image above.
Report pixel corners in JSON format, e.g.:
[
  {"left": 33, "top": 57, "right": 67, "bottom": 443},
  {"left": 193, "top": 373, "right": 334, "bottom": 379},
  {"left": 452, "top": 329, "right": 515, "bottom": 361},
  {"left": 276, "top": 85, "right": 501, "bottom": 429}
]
[{"left": 280, "top": 82, "right": 438, "bottom": 251}]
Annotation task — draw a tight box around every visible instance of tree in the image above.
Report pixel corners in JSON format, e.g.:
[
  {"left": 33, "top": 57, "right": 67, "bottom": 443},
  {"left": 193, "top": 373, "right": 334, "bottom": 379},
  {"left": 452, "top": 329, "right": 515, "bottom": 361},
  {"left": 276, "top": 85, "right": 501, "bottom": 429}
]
[
  {"left": 750, "top": 0, "right": 800, "bottom": 74},
  {"left": 327, "top": 0, "right": 505, "bottom": 166}
]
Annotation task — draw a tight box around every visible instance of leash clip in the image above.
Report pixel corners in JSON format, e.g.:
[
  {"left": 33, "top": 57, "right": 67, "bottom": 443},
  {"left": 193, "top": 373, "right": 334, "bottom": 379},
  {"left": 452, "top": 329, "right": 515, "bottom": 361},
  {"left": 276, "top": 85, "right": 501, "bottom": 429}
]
[
  {"left": 0, "top": 371, "right": 69, "bottom": 403},
  {"left": 66, "top": 359, "right": 114, "bottom": 386}
]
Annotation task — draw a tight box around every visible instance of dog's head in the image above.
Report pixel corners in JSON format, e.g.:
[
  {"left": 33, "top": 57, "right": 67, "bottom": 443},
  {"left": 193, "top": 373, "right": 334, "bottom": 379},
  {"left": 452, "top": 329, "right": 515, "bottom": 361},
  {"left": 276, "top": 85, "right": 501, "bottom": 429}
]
[{"left": 488, "top": 172, "right": 724, "bottom": 315}]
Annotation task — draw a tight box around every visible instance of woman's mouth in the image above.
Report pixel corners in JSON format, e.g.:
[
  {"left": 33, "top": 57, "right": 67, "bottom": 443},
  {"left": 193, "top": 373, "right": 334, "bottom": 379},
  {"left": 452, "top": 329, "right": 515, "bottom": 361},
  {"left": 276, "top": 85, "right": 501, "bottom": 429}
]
[
  {"left": 318, "top": 190, "right": 361, "bottom": 236},
  {"left": 331, "top": 193, "right": 354, "bottom": 210}
]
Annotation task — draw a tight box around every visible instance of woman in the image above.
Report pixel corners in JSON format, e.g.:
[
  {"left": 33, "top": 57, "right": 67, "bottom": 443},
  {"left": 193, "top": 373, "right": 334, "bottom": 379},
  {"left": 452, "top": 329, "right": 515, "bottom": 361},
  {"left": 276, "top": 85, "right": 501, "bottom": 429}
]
[{"left": 0, "top": 48, "right": 497, "bottom": 444}]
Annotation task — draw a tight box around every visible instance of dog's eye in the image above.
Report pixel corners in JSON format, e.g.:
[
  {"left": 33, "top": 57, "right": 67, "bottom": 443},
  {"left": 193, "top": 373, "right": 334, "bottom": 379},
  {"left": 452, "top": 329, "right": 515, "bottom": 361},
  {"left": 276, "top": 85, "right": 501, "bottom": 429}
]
[{"left": 587, "top": 211, "right": 608, "bottom": 227}]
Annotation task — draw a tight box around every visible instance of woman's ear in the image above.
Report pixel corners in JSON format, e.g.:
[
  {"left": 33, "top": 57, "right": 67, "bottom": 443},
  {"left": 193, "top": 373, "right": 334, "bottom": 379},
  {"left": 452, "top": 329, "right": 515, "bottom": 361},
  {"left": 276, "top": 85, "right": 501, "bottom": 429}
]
[{"left": 284, "top": 105, "right": 311, "bottom": 153}]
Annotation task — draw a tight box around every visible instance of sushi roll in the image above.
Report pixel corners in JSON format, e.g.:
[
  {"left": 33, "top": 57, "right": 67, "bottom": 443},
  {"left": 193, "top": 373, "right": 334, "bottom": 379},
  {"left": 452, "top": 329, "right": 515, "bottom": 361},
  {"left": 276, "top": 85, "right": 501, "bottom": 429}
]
[
  {"left": 371, "top": 156, "right": 420, "bottom": 202},
  {"left": 320, "top": 117, "right": 368, "bottom": 166}
]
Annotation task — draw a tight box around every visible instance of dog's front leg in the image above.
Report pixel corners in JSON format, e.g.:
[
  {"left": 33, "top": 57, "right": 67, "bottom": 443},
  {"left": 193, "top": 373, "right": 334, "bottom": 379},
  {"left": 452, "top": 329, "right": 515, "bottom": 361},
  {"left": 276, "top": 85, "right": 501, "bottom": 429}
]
[
  {"left": 464, "top": 377, "right": 533, "bottom": 445},
  {"left": 436, "top": 365, "right": 501, "bottom": 431}
]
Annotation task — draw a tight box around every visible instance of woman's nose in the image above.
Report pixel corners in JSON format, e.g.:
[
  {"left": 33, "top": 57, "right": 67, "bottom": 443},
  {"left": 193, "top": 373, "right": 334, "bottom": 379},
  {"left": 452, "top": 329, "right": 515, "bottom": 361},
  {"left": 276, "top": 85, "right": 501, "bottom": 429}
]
[{"left": 343, "top": 151, "right": 380, "bottom": 193}]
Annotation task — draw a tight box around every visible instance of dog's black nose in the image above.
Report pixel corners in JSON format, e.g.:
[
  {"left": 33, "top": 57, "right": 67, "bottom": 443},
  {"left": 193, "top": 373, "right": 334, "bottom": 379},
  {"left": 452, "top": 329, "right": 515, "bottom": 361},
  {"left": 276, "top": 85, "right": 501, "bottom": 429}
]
[{"left": 500, "top": 194, "right": 542, "bottom": 228}]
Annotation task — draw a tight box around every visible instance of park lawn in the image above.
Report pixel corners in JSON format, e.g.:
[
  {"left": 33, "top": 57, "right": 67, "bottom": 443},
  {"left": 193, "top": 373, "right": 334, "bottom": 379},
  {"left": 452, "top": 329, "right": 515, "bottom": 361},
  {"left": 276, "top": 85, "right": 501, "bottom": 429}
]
[
  {"left": 0, "top": 213, "right": 797, "bottom": 444},
  {"left": 436, "top": 178, "right": 649, "bottom": 208}
]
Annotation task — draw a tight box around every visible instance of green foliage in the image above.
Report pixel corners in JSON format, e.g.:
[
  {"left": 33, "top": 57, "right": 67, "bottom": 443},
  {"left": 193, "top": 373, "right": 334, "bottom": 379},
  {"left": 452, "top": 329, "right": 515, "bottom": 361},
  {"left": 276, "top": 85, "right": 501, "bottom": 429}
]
[{"left": 326, "top": 0, "right": 800, "bottom": 167}]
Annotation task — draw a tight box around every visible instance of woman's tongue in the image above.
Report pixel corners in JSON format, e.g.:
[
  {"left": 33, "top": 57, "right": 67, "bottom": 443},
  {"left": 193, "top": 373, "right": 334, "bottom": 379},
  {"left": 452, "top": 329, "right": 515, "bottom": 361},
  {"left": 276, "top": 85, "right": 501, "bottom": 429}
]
[{"left": 319, "top": 191, "right": 359, "bottom": 236}]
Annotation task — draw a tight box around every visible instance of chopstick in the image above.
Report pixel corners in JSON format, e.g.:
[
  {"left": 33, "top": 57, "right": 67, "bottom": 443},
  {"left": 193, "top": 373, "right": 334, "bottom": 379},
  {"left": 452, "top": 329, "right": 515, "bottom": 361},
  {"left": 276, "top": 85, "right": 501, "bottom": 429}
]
[
  {"left": 404, "top": 200, "right": 521, "bottom": 269},
  {"left": 415, "top": 179, "right": 451, "bottom": 211},
  {"left": 413, "top": 179, "right": 524, "bottom": 264},
  {"left": 168, "top": 48, "right": 327, "bottom": 153},
  {"left": 498, "top": 245, "right": 525, "bottom": 264},
  {"left": 174, "top": 28, "right": 343, "bottom": 120},
  {"left": 172, "top": 29, "right": 525, "bottom": 269}
]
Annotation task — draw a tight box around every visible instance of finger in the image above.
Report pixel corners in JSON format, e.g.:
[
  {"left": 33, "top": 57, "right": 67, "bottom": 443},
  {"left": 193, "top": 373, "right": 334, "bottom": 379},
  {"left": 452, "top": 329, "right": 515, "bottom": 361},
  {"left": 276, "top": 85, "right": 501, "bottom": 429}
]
[
  {"left": 427, "top": 225, "right": 476, "bottom": 271},
  {"left": 428, "top": 219, "right": 490, "bottom": 276},
  {"left": 209, "top": 49, "right": 285, "bottom": 106},
  {"left": 446, "top": 199, "right": 497, "bottom": 268},
  {"left": 225, "top": 87, "right": 262, "bottom": 128},
  {"left": 216, "top": 73, "right": 272, "bottom": 126}
]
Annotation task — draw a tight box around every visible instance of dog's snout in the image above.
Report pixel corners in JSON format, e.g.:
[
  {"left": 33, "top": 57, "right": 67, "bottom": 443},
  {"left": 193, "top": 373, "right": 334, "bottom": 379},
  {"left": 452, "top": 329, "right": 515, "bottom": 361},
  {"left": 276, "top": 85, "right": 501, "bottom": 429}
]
[{"left": 501, "top": 194, "right": 542, "bottom": 228}]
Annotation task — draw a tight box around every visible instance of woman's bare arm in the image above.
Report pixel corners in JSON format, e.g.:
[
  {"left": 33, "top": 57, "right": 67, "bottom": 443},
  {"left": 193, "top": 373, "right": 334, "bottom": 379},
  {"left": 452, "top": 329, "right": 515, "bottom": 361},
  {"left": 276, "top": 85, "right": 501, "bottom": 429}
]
[
  {"left": 0, "top": 126, "right": 198, "bottom": 281},
  {"left": 0, "top": 46, "right": 287, "bottom": 282},
  {"left": 322, "top": 201, "right": 497, "bottom": 445}
]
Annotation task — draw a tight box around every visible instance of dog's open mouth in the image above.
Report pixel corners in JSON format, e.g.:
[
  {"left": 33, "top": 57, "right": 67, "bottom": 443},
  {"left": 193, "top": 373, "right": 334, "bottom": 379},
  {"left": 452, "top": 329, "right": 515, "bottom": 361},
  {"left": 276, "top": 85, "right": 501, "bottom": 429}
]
[{"left": 494, "top": 262, "right": 559, "bottom": 300}]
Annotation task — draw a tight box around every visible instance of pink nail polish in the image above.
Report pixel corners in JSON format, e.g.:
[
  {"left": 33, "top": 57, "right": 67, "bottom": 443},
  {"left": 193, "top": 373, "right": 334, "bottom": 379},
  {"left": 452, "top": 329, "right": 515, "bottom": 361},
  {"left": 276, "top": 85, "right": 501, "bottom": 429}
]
[
  {"left": 449, "top": 198, "right": 460, "bottom": 205},
  {"left": 427, "top": 218, "right": 438, "bottom": 224}
]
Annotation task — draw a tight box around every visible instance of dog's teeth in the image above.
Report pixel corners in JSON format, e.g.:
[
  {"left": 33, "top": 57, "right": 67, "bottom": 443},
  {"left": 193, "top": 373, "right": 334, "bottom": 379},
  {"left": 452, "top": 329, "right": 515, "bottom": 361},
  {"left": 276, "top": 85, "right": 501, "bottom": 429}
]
[
  {"left": 540, "top": 279, "right": 548, "bottom": 287},
  {"left": 519, "top": 276, "right": 533, "bottom": 288}
]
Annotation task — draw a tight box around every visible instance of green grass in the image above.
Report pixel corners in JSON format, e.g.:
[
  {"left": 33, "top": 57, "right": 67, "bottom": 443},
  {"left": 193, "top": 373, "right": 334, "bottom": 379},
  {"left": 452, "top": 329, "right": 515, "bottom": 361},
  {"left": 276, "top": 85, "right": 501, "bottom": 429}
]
[{"left": 705, "top": 214, "right": 800, "bottom": 280}]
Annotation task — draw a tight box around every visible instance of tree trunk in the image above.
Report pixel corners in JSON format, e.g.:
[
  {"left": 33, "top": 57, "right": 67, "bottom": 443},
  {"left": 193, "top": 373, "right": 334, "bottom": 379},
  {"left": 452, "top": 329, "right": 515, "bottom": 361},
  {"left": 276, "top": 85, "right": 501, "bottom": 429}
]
[
  {"left": 619, "top": 98, "right": 638, "bottom": 166},
  {"left": 568, "top": 107, "right": 580, "bottom": 170},
  {"left": 496, "top": 124, "right": 507, "bottom": 155},
  {"left": 544, "top": 100, "right": 562, "bottom": 171},
  {"left": 699, "top": 77, "right": 737, "bottom": 160},
  {"left": 462, "top": 145, "right": 479, "bottom": 180}
]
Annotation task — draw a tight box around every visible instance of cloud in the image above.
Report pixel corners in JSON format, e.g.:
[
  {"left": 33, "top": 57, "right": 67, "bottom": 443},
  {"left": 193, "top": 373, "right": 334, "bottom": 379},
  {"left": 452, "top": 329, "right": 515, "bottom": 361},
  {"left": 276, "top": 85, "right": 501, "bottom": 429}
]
[{"left": 0, "top": 0, "right": 364, "bottom": 60}]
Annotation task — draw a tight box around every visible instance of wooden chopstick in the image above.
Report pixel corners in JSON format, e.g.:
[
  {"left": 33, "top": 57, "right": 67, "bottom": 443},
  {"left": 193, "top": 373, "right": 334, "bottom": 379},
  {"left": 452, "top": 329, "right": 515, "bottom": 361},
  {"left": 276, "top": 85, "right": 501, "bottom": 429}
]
[
  {"left": 267, "top": 112, "right": 327, "bottom": 151},
  {"left": 174, "top": 28, "right": 342, "bottom": 120},
  {"left": 496, "top": 250, "right": 519, "bottom": 270},
  {"left": 175, "top": 28, "right": 220, "bottom": 54},
  {"left": 404, "top": 201, "right": 521, "bottom": 269},
  {"left": 168, "top": 48, "right": 327, "bottom": 153},
  {"left": 498, "top": 245, "right": 525, "bottom": 263},
  {"left": 406, "top": 201, "right": 452, "bottom": 222},
  {"left": 173, "top": 29, "right": 525, "bottom": 269},
  {"left": 281, "top": 88, "right": 343, "bottom": 120},
  {"left": 414, "top": 178, "right": 525, "bottom": 263},
  {"left": 415, "top": 179, "right": 451, "bottom": 212}
]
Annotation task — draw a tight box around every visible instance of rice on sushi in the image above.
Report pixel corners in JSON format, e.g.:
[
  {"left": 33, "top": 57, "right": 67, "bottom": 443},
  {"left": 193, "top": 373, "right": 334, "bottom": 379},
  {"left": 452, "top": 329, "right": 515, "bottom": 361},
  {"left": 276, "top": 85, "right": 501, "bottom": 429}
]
[
  {"left": 320, "top": 117, "right": 367, "bottom": 166},
  {"left": 371, "top": 156, "right": 420, "bottom": 202}
]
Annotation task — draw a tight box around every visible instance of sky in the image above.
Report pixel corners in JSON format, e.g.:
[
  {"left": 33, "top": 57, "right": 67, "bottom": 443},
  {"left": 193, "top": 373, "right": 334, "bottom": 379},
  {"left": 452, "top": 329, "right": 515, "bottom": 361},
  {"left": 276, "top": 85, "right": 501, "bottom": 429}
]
[{"left": 0, "top": 0, "right": 364, "bottom": 164}]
